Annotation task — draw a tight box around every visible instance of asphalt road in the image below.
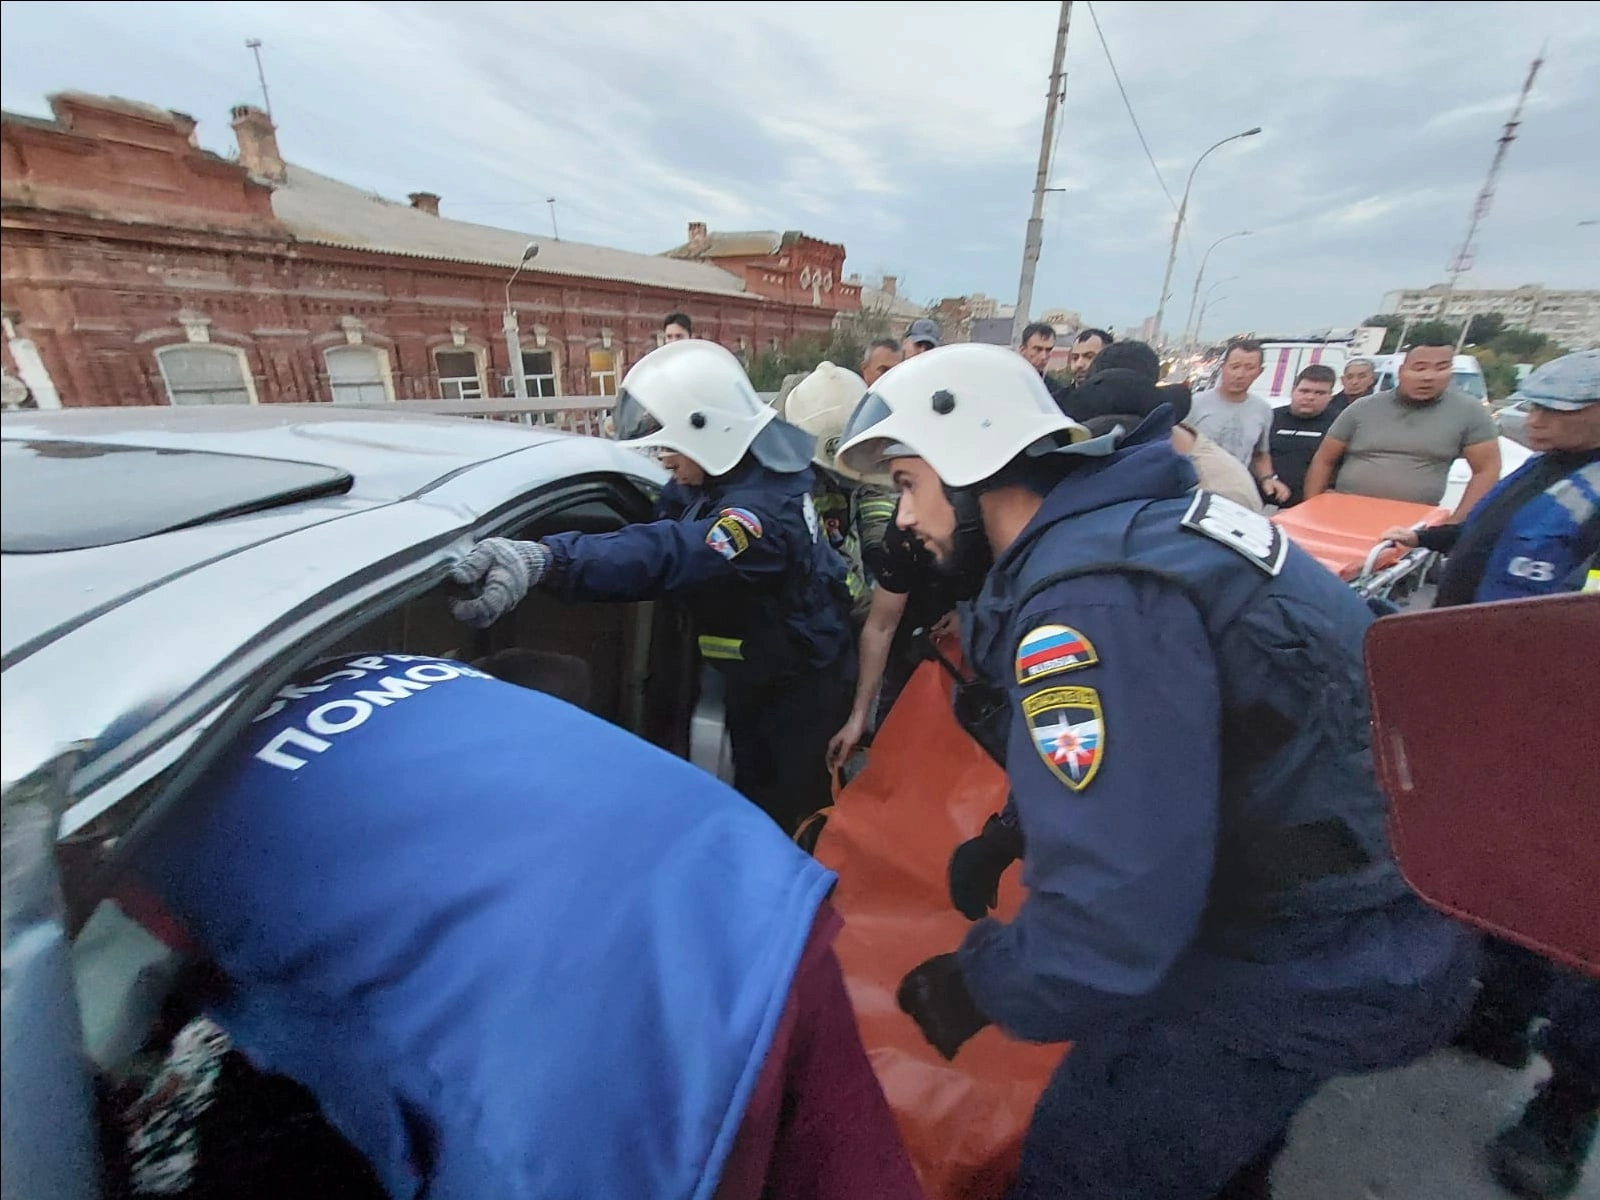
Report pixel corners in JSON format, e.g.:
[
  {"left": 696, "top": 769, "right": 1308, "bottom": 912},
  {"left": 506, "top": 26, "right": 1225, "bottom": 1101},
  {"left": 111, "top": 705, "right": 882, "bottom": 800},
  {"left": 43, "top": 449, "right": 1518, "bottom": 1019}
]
[{"left": 1277, "top": 1047, "right": 1599, "bottom": 1199}]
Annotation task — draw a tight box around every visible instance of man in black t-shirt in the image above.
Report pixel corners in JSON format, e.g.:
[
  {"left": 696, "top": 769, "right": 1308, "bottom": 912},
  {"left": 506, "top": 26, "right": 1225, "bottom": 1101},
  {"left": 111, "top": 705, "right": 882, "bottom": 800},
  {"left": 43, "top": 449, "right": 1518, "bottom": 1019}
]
[{"left": 1268, "top": 364, "right": 1340, "bottom": 506}]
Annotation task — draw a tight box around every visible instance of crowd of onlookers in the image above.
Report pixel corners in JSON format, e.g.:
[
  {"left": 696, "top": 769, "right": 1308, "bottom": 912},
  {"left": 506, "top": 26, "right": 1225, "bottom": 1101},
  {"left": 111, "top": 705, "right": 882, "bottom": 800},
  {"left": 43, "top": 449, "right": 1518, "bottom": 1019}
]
[{"left": 988, "top": 320, "right": 1505, "bottom": 521}]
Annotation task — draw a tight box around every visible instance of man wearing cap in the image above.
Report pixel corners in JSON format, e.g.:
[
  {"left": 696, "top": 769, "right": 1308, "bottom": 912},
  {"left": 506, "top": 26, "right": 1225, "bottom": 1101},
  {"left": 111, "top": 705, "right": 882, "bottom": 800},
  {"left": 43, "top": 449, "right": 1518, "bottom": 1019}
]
[
  {"left": 448, "top": 340, "right": 854, "bottom": 834},
  {"left": 1381, "top": 349, "right": 1599, "bottom": 1200},
  {"left": 835, "top": 343, "right": 1477, "bottom": 1200},
  {"left": 1381, "top": 349, "right": 1600, "bottom": 603},
  {"left": 903, "top": 318, "right": 940, "bottom": 359}
]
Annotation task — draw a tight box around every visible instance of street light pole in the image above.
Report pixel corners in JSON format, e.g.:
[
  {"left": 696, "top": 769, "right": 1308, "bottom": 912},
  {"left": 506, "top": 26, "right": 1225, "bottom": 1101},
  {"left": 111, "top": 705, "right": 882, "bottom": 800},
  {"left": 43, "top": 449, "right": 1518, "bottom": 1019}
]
[
  {"left": 504, "top": 242, "right": 539, "bottom": 402},
  {"left": 1179, "top": 230, "right": 1251, "bottom": 353},
  {"left": 1194, "top": 278, "right": 1235, "bottom": 351},
  {"left": 1151, "top": 126, "right": 1261, "bottom": 345},
  {"left": 1011, "top": 0, "right": 1073, "bottom": 347}
]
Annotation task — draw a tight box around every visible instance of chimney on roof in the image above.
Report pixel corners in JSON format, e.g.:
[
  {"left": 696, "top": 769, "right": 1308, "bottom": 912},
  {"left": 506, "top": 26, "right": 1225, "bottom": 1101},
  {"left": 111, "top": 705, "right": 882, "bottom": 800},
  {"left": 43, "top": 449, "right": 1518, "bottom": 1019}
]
[
  {"left": 882, "top": 275, "right": 898, "bottom": 297},
  {"left": 687, "top": 221, "right": 709, "bottom": 249},
  {"left": 230, "top": 104, "right": 286, "bottom": 184},
  {"left": 408, "top": 192, "right": 441, "bottom": 217}
]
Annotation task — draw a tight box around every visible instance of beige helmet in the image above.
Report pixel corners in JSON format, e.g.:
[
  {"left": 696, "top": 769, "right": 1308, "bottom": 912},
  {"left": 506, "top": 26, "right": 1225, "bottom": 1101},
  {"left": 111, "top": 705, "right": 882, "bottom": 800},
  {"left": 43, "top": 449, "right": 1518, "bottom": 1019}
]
[{"left": 782, "top": 362, "right": 871, "bottom": 480}]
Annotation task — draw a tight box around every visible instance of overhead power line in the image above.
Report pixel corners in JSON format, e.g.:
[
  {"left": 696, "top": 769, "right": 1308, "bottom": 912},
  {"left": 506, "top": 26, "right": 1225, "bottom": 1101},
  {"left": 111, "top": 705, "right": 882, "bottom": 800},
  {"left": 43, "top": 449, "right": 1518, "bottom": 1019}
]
[{"left": 1084, "top": 1, "right": 1178, "bottom": 215}]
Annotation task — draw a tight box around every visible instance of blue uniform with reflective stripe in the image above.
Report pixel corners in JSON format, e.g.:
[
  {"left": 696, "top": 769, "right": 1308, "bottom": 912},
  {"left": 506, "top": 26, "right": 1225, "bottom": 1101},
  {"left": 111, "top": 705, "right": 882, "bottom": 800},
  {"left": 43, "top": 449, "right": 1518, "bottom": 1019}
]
[
  {"left": 541, "top": 461, "right": 851, "bottom": 681},
  {"left": 1472, "top": 455, "right": 1600, "bottom": 602},
  {"left": 133, "top": 656, "right": 833, "bottom": 1200},
  {"left": 952, "top": 424, "right": 1476, "bottom": 1197}
]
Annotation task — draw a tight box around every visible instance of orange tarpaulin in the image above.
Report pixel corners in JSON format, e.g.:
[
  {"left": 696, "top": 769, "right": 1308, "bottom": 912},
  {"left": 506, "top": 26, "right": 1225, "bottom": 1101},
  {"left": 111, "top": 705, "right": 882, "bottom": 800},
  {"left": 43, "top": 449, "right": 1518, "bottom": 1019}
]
[
  {"left": 1271, "top": 492, "right": 1448, "bottom": 580},
  {"left": 812, "top": 649, "right": 1064, "bottom": 1200}
]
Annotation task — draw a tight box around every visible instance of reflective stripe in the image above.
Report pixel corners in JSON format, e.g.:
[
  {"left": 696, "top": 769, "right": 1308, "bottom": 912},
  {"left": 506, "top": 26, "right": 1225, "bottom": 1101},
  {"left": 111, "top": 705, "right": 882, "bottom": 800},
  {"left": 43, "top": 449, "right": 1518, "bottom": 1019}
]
[
  {"left": 1549, "top": 461, "right": 1600, "bottom": 525},
  {"left": 698, "top": 635, "right": 745, "bottom": 661},
  {"left": 1585, "top": 569, "right": 1600, "bottom": 594}
]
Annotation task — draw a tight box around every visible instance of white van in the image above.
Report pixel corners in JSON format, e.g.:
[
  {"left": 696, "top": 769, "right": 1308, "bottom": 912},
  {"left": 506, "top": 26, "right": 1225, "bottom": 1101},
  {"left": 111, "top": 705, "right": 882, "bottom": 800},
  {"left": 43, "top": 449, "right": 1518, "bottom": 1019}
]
[
  {"left": 1373, "top": 354, "right": 1488, "bottom": 403},
  {"left": 1250, "top": 342, "right": 1352, "bottom": 406}
]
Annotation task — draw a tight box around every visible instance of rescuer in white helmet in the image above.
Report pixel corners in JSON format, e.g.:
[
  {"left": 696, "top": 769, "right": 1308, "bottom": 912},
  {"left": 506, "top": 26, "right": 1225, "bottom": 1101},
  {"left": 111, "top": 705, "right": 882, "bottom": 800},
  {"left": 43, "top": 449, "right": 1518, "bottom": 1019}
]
[
  {"left": 836, "top": 343, "right": 1478, "bottom": 1200},
  {"left": 450, "top": 339, "right": 855, "bottom": 833}
]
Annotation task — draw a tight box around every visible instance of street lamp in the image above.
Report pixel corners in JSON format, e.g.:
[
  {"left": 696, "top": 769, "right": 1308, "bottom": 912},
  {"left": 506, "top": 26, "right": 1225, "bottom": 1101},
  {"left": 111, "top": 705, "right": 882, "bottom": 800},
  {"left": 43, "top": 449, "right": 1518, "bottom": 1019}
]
[
  {"left": 1195, "top": 290, "right": 1231, "bottom": 348},
  {"left": 1179, "top": 230, "right": 1252, "bottom": 353},
  {"left": 504, "top": 242, "right": 539, "bottom": 402},
  {"left": 1151, "top": 127, "right": 1261, "bottom": 344}
]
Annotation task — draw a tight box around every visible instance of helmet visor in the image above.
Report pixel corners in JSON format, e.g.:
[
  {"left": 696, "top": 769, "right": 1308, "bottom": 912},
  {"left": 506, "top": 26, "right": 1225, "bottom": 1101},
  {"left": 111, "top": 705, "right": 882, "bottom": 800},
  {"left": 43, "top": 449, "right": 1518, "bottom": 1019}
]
[
  {"left": 837, "top": 391, "right": 917, "bottom": 478},
  {"left": 839, "top": 391, "right": 894, "bottom": 447},
  {"left": 612, "top": 390, "right": 663, "bottom": 442}
]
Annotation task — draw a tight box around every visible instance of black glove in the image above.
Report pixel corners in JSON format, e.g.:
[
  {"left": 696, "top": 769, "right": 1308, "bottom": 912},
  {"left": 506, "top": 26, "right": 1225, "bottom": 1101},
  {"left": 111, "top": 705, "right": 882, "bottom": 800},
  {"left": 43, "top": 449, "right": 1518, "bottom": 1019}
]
[
  {"left": 948, "top": 812, "right": 1025, "bottom": 921},
  {"left": 897, "top": 953, "right": 991, "bottom": 1060}
]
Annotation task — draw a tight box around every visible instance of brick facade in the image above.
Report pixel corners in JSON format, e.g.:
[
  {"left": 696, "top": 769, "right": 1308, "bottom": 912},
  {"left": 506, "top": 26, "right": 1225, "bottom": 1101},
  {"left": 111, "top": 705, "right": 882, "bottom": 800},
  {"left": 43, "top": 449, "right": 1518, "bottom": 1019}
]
[
  {"left": 1, "top": 94, "right": 841, "bottom": 409},
  {"left": 667, "top": 223, "right": 861, "bottom": 314}
]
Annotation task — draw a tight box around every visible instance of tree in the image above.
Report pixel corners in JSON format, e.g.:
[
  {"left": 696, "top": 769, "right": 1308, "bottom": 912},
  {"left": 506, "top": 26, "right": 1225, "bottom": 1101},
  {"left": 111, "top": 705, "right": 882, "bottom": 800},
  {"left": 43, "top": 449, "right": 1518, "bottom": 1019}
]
[
  {"left": 746, "top": 304, "right": 904, "bottom": 393},
  {"left": 1470, "top": 348, "right": 1520, "bottom": 402},
  {"left": 1404, "top": 319, "right": 1465, "bottom": 348},
  {"left": 1488, "top": 328, "right": 1553, "bottom": 360},
  {"left": 1362, "top": 314, "right": 1408, "bottom": 355},
  {"left": 746, "top": 335, "right": 832, "bottom": 392},
  {"left": 1460, "top": 311, "right": 1508, "bottom": 346}
]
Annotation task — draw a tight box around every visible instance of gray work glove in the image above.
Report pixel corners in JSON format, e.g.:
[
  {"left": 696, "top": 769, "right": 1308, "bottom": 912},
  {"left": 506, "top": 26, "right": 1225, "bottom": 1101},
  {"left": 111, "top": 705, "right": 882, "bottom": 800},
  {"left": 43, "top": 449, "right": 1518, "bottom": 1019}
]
[{"left": 448, "top": 538, "right": 551, "bottom": 628}]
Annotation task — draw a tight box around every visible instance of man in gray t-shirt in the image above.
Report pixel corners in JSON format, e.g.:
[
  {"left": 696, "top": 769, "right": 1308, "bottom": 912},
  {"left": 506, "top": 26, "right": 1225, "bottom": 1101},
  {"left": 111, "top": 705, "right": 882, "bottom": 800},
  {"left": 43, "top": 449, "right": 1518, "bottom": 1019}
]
[
  {"left": 1304, "top": 341, "right": 1500, "bottom": 521},
  {"left": 1187, "top": 340, "right": 1290, "bottom": 503}
]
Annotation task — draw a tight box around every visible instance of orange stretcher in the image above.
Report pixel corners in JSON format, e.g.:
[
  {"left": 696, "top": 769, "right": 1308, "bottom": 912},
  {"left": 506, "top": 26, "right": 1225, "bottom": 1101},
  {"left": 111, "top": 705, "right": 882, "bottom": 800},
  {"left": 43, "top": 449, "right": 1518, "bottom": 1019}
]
[
  {"left": 1272, "top": 492, "right": 1450, "bottom": 600},
  {"left": 806, "top": 651, "right": 1061, "bottom": 1200}
]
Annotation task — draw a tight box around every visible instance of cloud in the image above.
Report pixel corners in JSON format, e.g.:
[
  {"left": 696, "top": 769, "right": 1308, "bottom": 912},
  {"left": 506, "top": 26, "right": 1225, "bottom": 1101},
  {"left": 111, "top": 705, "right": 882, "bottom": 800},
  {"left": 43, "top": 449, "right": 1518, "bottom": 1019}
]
[{"left": 2, "top": 0, "right": 1597, "bottom": 335}]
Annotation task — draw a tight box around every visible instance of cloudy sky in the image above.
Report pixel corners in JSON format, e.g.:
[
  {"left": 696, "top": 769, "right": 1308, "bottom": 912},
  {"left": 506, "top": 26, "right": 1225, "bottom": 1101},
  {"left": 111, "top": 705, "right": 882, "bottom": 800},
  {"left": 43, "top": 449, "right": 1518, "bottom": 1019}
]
[{"left": 3, "top": 0, "right": 1597, "bottom": 335}]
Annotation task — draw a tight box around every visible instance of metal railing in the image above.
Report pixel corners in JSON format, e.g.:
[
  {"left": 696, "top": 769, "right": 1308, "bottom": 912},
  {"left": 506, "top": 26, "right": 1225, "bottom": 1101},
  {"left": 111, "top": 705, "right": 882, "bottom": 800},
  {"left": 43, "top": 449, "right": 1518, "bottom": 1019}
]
[
  {"left": 329, "top": 396, "right": 616, "bottom": 436},
  {"left": 323, "top": 392, "right": 783, "bottom": 437}
]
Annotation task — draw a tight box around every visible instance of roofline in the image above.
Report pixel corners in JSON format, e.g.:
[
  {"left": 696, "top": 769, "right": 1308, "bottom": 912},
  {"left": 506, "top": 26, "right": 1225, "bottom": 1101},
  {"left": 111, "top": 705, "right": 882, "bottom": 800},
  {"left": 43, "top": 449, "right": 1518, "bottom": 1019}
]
[{"left": 0, "top": 207, "right": 784, "bottom": 307}]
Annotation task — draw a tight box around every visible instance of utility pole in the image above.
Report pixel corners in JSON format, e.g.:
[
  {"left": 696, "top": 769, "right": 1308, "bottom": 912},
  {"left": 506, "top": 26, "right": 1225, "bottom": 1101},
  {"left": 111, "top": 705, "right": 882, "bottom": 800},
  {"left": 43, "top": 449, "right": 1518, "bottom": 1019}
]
[
  {"left": 1444, "top": 46, "right": 1545, "bottom": 352},
  {"left": 245, "top": 39, "right": 273, "bottom": 122},
  {"left": 1011, "top": 1, "right": 1072, "bottom": 347}
]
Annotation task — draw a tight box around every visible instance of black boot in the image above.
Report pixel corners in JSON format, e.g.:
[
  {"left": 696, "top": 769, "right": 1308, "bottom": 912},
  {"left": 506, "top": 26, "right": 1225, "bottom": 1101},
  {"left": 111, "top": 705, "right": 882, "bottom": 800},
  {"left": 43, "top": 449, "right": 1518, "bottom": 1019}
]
[{"left": 1487, "top": 1075, "right": 1599, "bottom": 1199}]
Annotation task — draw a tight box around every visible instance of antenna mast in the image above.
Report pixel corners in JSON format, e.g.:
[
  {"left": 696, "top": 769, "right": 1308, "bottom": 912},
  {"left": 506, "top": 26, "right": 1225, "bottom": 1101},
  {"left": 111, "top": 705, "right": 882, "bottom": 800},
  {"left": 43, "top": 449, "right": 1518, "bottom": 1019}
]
[
  {"left": 245, "top": 38, "right": 273, "bottom": 123},
  {"left": 1439, "top": 47, "right": 1544, "bottom": 351}
]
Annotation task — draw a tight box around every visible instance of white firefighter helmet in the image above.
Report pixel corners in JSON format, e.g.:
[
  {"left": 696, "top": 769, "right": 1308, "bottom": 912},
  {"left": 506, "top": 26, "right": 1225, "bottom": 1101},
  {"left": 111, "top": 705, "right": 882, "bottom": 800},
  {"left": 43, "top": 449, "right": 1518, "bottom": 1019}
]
[
  {"left": 837, "top": 343, "right": 1091, "bottom": 488},
  {"left": 613, "top": 340, "right": 780, "bottom": 477},
  {"left": 782, "top": 362, "right": 871, "bottom": 479}
]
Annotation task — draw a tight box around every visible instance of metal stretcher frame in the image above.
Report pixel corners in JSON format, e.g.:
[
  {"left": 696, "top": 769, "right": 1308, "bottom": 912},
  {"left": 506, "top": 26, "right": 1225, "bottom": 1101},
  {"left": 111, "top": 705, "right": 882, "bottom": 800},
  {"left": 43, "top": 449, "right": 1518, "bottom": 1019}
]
[{"left": 1271, "top": 492, "right": 1451, "bottom": 599}]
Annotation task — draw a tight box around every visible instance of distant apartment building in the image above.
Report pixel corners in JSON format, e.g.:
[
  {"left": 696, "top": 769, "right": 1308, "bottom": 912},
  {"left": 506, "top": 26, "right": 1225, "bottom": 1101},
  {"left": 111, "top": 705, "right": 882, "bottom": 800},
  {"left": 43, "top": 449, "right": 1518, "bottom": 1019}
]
[{"left": 1381, "top": 284, "right": 1600, "bottom": 350}]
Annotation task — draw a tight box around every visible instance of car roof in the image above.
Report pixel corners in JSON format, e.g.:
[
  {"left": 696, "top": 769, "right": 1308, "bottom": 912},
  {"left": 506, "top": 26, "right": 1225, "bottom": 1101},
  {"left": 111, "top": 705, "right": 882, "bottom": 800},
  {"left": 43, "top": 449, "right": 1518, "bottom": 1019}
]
[
  {"left": 1, "top": 404, "right": 664, "bottom": 809},
  {"left": 2, "top": 403, "right": 588, "bottom": 503}
]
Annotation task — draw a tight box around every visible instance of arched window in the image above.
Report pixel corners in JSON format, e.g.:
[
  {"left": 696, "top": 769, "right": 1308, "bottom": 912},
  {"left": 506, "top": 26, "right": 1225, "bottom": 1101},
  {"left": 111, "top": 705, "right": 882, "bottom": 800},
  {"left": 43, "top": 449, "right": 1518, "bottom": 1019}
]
[
  {"left": 156, "top": 345, "right": 254, "bottom": 406},
  {"left": 325, "top": 346, "right": 393, "bottom": 403}
]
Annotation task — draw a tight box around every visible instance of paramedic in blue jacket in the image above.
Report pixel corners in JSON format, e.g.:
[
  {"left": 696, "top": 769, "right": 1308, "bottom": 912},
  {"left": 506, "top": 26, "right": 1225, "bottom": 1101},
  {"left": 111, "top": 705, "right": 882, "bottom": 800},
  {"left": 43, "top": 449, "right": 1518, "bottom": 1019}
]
[
  {"left": 1381, "top": 349, "right": 1599, "bottom": 604},
  {"left": 127, "top": 653, "right": 920, "bottom": 1200},
  {"left": 836, "top": 344, "right": 1479, "bottom": 1200},
  {"left": 448, "top": 340, "right": 854, "bottom": 833},
  {"left": 1381, "top": 349, "right": 1599, "bottom": 1200}
]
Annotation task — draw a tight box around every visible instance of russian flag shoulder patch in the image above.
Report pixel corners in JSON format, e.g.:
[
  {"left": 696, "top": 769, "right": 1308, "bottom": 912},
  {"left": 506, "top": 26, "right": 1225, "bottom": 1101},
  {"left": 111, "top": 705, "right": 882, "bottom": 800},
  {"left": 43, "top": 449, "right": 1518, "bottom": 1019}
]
[{"left": 1015, "top": 623, "right": 1098, "bottom": 685}]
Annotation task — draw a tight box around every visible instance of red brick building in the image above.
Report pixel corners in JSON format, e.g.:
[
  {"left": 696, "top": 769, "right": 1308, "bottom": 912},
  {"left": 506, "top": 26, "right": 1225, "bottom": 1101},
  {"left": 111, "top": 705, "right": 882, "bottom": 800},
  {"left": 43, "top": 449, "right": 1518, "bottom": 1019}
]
[
  {"left": 0, "top": 92, "right": 856, "bottom": 410},
  {"left": 665, "top": 223, "right": 860, "bottom": 312}
]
